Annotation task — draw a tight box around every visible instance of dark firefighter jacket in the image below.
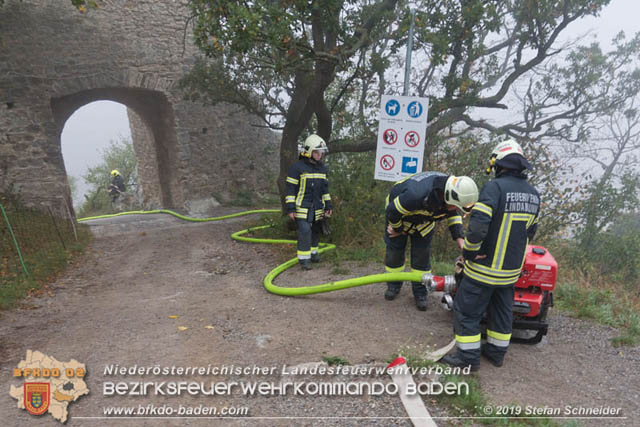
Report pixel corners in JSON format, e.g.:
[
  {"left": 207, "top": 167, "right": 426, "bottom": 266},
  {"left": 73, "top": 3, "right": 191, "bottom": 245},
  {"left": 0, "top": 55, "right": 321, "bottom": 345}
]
[
  {"left": 386, "top": 171, "right": 463, "bottom": 239},
  {"left": 111, "top": 175, "right": 126, "bottom": 192},
  {"left": 285, "top": 158, "right": 332, "bottom": 221},
  {"left": 462, "top": 170, "right": 540, "bottom": 286}
]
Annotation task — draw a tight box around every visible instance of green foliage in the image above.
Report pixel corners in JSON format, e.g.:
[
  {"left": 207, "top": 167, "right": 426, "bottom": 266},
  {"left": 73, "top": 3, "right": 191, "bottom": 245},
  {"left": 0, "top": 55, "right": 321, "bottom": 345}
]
[
  {"left": 324, "top": 152, "right": 390, "bottom": 258},
  {"left": 555, "top": 280, "right": 639, "bottom": 347},
  {"left": 70, "top": 0, "right": 99, "bottom": 12},
  {"left": 83, "top": 137, "right": 137, "bottom": 191},
  {"left": 553, "top": 212, "right": 640, "bottom": 288},
  {"left": 590, "top": 228, "right": 640, "bottom": 285},
  {"left": 423, "top": 132, "right": 493, "bottom": 263},
  {"left": 577, "top": 165, "right": 640, "bottom": 251},
  {"left": 78, "top": 137, "right": 138, "bottom": 217},
  {"left": 0, "top": 194, "right": 90, "bottom": 309},
  {"left": 529, "top": 35, "right": 640, "bottom": 242},
  {"left": 322, "top": 356, "right": 349, "bottom": 366}
]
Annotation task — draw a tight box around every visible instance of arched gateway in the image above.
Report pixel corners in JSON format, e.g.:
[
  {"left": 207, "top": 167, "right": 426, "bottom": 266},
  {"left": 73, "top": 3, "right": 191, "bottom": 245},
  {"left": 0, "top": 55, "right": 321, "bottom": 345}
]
[{"left": 0, "top": 0, "right": 278, "bottom": 216}]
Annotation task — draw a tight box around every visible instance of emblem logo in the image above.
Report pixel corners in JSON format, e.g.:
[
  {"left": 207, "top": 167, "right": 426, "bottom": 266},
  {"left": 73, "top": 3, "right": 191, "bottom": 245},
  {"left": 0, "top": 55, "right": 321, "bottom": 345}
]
[{"left": 24, "top": 383, "right": 50, "bottom": 416}]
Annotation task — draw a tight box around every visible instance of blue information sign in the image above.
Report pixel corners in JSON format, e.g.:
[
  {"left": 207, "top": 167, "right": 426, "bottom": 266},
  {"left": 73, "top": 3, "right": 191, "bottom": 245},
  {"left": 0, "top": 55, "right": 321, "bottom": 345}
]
[
  {"left": 385, "top": 99, "right": 401, "bottom": 116},
  {"left": 407, "top": 101, "right": 423, "bottom": 118},
  {"left": 401, "top": 157, "right": 418, "bottom": 173}
]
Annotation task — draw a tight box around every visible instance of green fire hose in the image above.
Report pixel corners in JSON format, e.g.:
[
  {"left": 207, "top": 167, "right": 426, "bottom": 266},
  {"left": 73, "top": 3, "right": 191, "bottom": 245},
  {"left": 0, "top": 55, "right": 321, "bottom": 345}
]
[{"left": 78, "top": 209, "right": 423, "bottom": 296}]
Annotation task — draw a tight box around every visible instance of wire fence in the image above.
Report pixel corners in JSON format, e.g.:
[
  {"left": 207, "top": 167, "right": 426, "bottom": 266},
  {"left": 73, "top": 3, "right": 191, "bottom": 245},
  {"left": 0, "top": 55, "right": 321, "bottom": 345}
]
[{"left": 0, "top": 195, "right": 84, "bottom": 288}]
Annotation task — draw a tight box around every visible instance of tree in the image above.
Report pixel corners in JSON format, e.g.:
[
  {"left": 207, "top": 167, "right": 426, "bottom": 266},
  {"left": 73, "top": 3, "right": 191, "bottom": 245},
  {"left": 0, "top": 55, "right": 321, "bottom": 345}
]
[
  {"left": 184, "top": 0, "right": 633, "bottom": 210},
  {"left": 499, "top": 32, "right": 640, "bottom": 240},
  {"left": 185, "top": 0, "right": 402, "bottom": 206},
  {"left": 566, "top": 94, "right": 640, "bottom": 248}
]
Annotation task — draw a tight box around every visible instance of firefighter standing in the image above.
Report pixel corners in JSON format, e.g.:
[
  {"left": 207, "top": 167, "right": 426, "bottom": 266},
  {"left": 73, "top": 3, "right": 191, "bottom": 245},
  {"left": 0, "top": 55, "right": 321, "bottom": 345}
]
[
  {"left": 442, "top": 140, "right": 540, "bottom": 370},
  {"left": 108, "top": 170, "right": 126, "bottom": 204},
  {"left": 285, "top": 134, "right": 332, "bottom": 270},
  {"left": 384, "top": 172, "right": 478, "bottom": 310}
]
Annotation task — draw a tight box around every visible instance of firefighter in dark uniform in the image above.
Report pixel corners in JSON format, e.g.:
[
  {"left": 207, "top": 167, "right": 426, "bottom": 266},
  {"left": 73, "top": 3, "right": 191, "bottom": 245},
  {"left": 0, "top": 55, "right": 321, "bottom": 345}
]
[
  {"left": 442, "top": 140, "right": 540, "bottom": 370},
  {"left": 108, "top": 169, "right": 126, "bottom": 203},
  {"left": 285, "top": 134, "right": 332, "bottom": 270},
  {"left": 384, "top": 172, "right": 479, "bottom": 310}
]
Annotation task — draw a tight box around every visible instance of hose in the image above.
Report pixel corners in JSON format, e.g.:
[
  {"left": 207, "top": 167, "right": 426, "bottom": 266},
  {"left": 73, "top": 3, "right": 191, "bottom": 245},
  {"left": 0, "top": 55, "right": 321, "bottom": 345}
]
[
  {"left": 78, "top": 209, "right": 423, "bottom": 296},
  {"left": 77, "top": 208, "right": 280, "bottom": 223}
]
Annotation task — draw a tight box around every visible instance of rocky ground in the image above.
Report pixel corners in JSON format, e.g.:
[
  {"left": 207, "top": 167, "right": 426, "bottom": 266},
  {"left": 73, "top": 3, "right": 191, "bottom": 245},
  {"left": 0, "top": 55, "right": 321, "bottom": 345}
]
[{"left": 1, "top": 210, "right": 638, "bottom": 426}]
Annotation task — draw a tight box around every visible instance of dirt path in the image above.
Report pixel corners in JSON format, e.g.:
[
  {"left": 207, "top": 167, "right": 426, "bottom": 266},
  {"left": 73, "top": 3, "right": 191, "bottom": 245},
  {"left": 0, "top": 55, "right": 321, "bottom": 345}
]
[{"left": 1, "top": 210, "right": 638, "bottom": 426}]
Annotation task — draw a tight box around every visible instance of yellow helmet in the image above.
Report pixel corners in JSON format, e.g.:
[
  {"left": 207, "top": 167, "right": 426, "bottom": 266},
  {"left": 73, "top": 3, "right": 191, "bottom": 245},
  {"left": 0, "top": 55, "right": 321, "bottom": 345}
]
[
  {"left": 444, "top": 176, "right": 478, "bottom": 213},
  {"left": 487, "top": 139, "right": 531, "bottom": 174},
  {"left": 301, "top": 134, "right": 328, "bottom": 158},
  {"left": 111, "top": 169, "right": 120, "bottom": 176}
]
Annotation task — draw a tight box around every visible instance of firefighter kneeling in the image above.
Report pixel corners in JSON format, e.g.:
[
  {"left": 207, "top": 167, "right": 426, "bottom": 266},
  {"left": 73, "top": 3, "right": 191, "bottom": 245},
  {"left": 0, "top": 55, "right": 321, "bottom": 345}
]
[{"left": 442, "top": 140, "right": 541, "bottom": 371}]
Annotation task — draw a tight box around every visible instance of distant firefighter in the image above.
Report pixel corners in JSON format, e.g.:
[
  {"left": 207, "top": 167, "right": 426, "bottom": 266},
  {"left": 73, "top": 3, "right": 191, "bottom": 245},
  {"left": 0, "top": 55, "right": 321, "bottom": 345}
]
[{"left": 108, "top": 169, "right": 126, "bottom": 205}]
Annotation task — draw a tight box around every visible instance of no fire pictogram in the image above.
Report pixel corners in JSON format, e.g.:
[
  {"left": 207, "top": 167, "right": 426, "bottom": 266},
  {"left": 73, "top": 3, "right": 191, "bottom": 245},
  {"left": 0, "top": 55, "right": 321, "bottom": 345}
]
[
  {"left": 380, "top": 155, "right": 395, "bottom": 170},
  {"left": 405, "top": 131, "right": 420, "bottom": 147},
  {"left": 383, "top": 129, "right": 398, "bottom": 145}
]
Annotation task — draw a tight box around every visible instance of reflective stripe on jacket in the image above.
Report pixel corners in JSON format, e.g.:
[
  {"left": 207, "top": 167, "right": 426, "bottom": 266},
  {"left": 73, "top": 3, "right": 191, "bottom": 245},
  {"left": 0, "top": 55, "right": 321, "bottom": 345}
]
[
  {"left": 462, "top": 170, "right": 540, "bottom": 286},
  {"left": 385, "top": 171, "right": 462, "bottom": 239},
  {"left": 285, "top": 159, "right": 331, "bottom": 221}
]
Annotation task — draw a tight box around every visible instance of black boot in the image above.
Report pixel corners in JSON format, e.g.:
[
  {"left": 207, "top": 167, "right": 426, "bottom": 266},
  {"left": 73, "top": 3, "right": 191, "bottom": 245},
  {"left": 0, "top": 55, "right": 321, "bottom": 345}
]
[
  {"left": 299, "top": 259, "right": 312, "bottom": 270},
  {"left": 384, "top": 283, "right": 401, "bottom": 300},
  {"left": 311, "top": 253, "right": 321, "bottom": 263},
  {"left": 441, "top": 354, "right": 479, "bottom": 372},
  {"left": 481, "top": 346, "right": 504, "bottom": 367},
  {"left": 414, "top": 295, "right": 427, "bottom": 311}
]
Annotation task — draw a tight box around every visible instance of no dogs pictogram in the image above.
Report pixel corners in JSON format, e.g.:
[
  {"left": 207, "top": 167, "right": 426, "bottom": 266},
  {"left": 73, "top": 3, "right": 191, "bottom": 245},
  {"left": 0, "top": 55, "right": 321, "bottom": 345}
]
[
  {"left": 405, "top": 131, "right": 420, "bottom": 147},
  {"left": 380, "top": 155, "right": 395, "bottom": 170},
  {"left": 383, "top": 129, "right": 398, "bottom": 145}
]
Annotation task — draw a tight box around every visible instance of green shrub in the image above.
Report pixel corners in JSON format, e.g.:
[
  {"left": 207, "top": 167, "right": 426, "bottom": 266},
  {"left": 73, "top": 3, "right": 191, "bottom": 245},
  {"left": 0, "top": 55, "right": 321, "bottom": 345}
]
[
  {"left": 555, "top": 280, "right": 639, "bottom": 347},
  {"left": 325, "top": 152, "right": 390, "bottom": 259},
  {"left": 551, "top": 229, "right": 640, "bottom": 294}
]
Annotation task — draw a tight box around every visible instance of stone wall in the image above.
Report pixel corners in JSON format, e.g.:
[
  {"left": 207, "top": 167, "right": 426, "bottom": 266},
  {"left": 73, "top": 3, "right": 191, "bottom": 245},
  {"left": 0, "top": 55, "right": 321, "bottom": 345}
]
[{"left": 0, "top": 0, "right": 279, "bottom": 215}]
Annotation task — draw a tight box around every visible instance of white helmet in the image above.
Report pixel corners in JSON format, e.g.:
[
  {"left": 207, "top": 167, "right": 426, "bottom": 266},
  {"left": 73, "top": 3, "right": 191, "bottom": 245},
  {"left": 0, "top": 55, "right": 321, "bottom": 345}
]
[
  {"left": 301, "top": 134, "right": 328, "bottom": 158},
  {"left": 487, "top": 139, "right": 531, "bottom": 174},
  {"left": 445, "top": 176, "right": 478, "bottom": 213}
]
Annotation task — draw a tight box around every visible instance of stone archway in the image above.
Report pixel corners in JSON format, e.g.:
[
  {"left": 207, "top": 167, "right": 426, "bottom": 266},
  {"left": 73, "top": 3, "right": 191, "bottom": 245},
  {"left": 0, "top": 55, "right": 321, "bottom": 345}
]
[
  {"left": 51, "top": 88, "right": 180, "bottom": 208},
  {"left": 0, "top": 0, "right": 279, "bottom": 217}
]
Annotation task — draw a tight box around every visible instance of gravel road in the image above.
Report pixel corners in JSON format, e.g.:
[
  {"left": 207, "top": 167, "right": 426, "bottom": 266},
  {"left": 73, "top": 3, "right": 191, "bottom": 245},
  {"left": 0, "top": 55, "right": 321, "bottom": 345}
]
[{"left": 1, "top": 210, "right": 637, "bottom": 426}]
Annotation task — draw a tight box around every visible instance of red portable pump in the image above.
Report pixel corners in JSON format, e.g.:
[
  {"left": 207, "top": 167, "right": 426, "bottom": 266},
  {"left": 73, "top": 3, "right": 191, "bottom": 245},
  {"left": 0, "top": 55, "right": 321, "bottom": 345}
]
[{"left": 422, "top": 245, "right": 558, "bottom": 344}]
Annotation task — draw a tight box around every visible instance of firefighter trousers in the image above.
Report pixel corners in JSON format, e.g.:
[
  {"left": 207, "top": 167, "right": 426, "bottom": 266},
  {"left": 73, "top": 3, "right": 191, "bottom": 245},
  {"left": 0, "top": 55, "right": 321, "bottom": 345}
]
[
  {"left": 296, "top": 219, "right": 322, "bottom": 261},
  {"left": 452, "top": 277, "right": 514, "bottom": 365},
  {"left": 384, "top": 227, "right": 433, "bottom": 297}
]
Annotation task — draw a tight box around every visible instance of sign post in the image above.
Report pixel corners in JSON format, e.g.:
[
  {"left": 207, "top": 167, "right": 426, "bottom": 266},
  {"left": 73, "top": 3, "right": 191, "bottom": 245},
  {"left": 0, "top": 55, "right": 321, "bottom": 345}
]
[{"left": 374, "top": 95, "right": 429, "bottom": 182}]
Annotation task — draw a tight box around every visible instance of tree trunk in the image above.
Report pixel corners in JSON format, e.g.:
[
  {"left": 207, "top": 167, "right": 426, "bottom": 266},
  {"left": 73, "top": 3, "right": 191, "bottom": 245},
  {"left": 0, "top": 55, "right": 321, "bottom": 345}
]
[{"left": 277, "top": 70, "right": 315, "bottom": 213}]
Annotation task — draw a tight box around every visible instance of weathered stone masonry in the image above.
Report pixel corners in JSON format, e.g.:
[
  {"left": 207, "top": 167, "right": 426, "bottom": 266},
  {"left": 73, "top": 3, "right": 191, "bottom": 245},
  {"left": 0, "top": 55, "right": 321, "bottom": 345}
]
[{"left": 0, "top": 0, "right": 278, "bottom": 215}]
